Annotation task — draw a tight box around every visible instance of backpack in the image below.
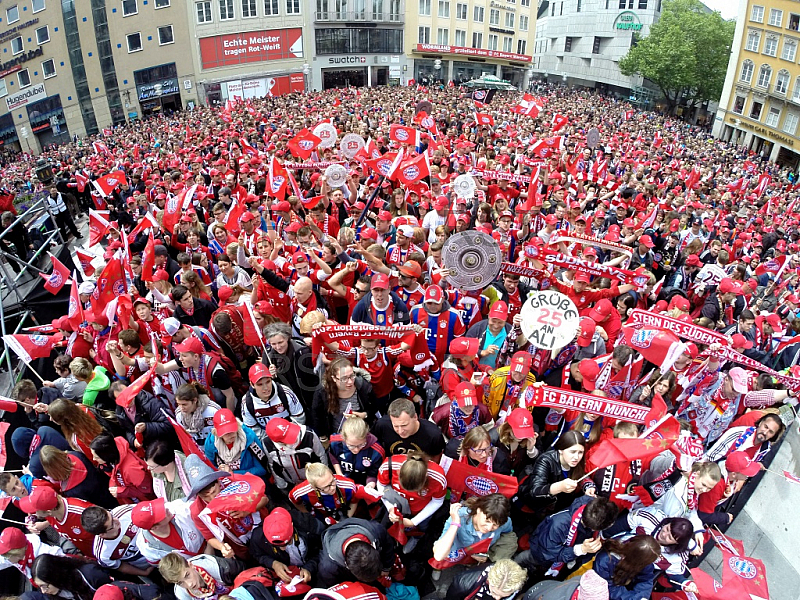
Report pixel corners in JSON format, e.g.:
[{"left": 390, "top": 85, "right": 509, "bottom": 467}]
[
  {"left": 206, "top": 351, "right": 249, "bottom": 396},
  {"left": 245, "top": 385, "right": 293, "bottom": 424}
]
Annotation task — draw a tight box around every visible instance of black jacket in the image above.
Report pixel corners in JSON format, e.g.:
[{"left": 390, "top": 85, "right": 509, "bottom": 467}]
[
  {"left": 249, "top": 509, "right": 325, "bottom": 576},
  {"left": 491, "top": 280, "right": 530, "bottom": 307},
  {"left": 518, "top": 449, "right": 580, "bottom": 515},
  {"left": 115, "top": 390, "right": 175, "bottom": 448},
  {"left": 266, "top": 339, "right": 319, "bottom": 412},
  {"left": 310, "top": 376, "right": 376, "bottom": 439},
  {"left": 444, "top": 566, "right": 489, "bottom": 600}
]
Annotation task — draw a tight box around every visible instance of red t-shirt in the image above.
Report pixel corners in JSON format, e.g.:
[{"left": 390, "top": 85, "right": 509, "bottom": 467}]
[{"left": 377, "top": 455, "right": 447, "bottom": 515}]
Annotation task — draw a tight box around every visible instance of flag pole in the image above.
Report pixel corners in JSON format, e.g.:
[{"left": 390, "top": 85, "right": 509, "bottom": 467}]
[
  {"left": 353, "top": 175, "right": 387, "bottom": 232},
  {"left": 0, "top": 516, "right": 27, "bottom": 525},
  {"left": 575, "top": 466, "right": 601, "bottom": 483},
  {"left": 21, "top": 361, "right": 46, "bottom": 385},
  {"left": 711, "top": 525, "right": 740, "bottom": 557}
]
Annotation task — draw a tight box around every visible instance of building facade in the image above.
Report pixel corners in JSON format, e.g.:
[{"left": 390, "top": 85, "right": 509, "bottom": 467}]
[
  {"left": 530, "top": 0, "right": 662, "bottom": 95},
  {"left": 713, "top": 0, "right": 800, "bottom": 168},
  {"left": 405, "top": 0, "right": 536, "bottom": 88}
]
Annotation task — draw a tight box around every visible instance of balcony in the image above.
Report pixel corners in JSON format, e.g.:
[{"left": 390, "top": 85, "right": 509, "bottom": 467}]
[{"left": 315, "top": 10, "right": 402, "bottom": 22}]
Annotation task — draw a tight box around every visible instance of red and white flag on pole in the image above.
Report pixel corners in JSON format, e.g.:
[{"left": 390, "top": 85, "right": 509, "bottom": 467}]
[
  {"left": 389, "top": 124, "right": 420, "bottom": 147},
  {"left": 239, "top": 137, "right": 257, "bottom": 156},
  {"left": 67, "top": 271, "right": 84, "bottom": 331},
  {"left": 73, "top": 248, "right": 96, "bottom": 277},
  {"left": 3, "top": 333, "right": 63, "bottom": 362},
  {"left": 552, "top": 113, "right": 569, "bottom": 132},
  {"left": 268, "top": 157, "right": 289, "bottom": 198},
  {"left": 40, "top": 252, "right": 71, "bottom": 294},
  {"left": 396, "top": 153, "right": 431, "bottom": 186},
  {"left": 92, "top": 170, "right": 127, "bottom": 197},
  {"left": 93, "top": 140, "right": 110, "bottom": 155},
  {"left": 89, "top": 209, "right": 110, "bottom": 246},
  {"left": 474, "top": 112, "right": 495, "bottom": 127}
]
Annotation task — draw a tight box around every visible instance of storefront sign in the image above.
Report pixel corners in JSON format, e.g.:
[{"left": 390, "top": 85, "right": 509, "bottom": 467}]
[
  {"left": 415, "top": 43, "right": 531, "bottom": 63},
  {"left": 489, "top": 26, "right": 515, "bottom": 35},
  {"left": 0, "top": 64, "right": 21, "bottom": 79},
  {"left": 137, "top": 78, "right": 180, "bottom": 101},
  {"left": 0, "top": 47, "right": 43, "bottom": 77},
  {"left": 327, "top": 56, "right": 368, "bottom": 64},
  {"left": 199, "top": 28, "right": 303, "bottom": 70},
  {"left": 0, "top": 18, "right": 39, "bottom": 44},
  {"left": 728, "top": 116, "right": 794, "bottom": 146},
  {"left": 225, "top": 73, "right": 304, "bottom": 100},
  {"left": 490, "top": 1, "right": 515, "bottom": 10},
  {"left": 6, "top": 81, "right": 45, "bottom": 110},
  {"left": 614, "top": 11, "right": 643, "bottom": 31}
]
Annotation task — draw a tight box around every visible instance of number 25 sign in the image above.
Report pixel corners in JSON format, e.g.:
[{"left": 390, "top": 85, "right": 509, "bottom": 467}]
[{"left": 520, "top": 291, "right": 580, "bottom": 351}]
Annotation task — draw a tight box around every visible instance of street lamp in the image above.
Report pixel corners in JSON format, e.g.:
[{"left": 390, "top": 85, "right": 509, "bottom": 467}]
[{"left": 302, "top": 63, "right": 310, "bottom": 92}]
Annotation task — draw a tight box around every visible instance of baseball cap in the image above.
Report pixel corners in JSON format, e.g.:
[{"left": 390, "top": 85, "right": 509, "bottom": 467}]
[
  {"left": 449, "top": 337, "right": 479, "bottom": 358},
  {"left": 0, "top": 527, "right": 27, "bottom": 554},
  {"left": 133, "top": 297, "right": 151, "bottom": 307},
  {"left": 18, "top": 486, "right": 58, "bottom": 514},
  {"left": 578, "top": 359, "right": 601, "bottom": 392},
  {"left": 217, "top": 286, "right": 233, "bottom": 303},
  {"left": 240, "top": 212, "right": 257, "bottom": 223},
  {"left": 684, "top": 342, "right": 699, "bottom": 359},
  {"left": 506, "top": 407, "right": 536, "bottom": 439},
  {"left": 78, "top": 281, "right": 96, "bottom": 295},
  {"left": 685, "top": 254, "right": 702, "bottom": 267},
  {"left": 454, "top": 381, "right": 477, "bottom": 408},
  {"left": 213, "top": 409, "right": 239, "bottom": 436},
  {"left": 583, "top": 247, "right": 598, "bottom": 258},
  {"left": 575, "top": 271, "right": 593, "bottom": 284},
  {"left": 489, "top": 301, "right": 509, "bottom": 321},
  {"left": 510, "top": 351, "right": 532, "bottom": 375},
  {"left": 162, "top": 317, "right": 182, "bottom": 336},
  {"left": 639, "top": 235, "right": 655, "bottom": 248},
  {"left": 424, "top": 284, "right": 444, "bottom": 304},
  {"left": 434, "top": 197, "right": 449, "bottom": 210},
  {"left": 727, "top": 366, "right": 750, "bottom": 394},
  {"left": 397, "top": 224, "right": 415, "bottom": 237},
  {"left": 131, "top": 497, "right": 168, "bottom": 530},
  {"left": 371, "top": 273, "right": 390, "bottom": 290},
  {"left": 725, "top": 451, "right": 761, "bottom": 477},
  {"left": 265, "top": 418, "right": 301, "bottom": 445},
  {"left": 731, "top": 334, "right": 753, "bottom": 350},
  {"left": 588, "top": 299, "right": 613, "bottom": 323},
  {"left": 577, "top": 317, "right": 596, "bottom": 348},
  {"left": 274, "top": 200, "right": 291, "bottom": 212},
  {"left": 398, "top": 261, "right": 422, "bottom": 279},
  {"left": 545, "top": 214, "right": 558, "bottom": 225},
  {"left": 719, "top": 278, "right": 736, "bottom": 294},
  {"left": 669, "top": 296, "right": 690, "bottom": 311},
  {"left": 262, "top": 507, "right": 294, "bottom": 544},
  {"left": 174, "top": 336, "right": 204, "bottom": 355},
  {"left": 94, "top": 585, "right": 125, "bottom": 600},
  {"left": 377, "top": 210, "right": 392, "bottom": 221},
  {"left": 285, "top": 222, "right": 302, "bottom": 234},
  {"left": 249, "top": 363, "right": 272, "bottom": 383},
  {"left": 291, "top": 251, "right": 308, "bottom": 265}
]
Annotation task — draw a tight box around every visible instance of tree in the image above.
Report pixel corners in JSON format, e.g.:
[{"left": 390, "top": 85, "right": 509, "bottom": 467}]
[{"left": 619, "top": 0, "right": 736, "bottom": 113}]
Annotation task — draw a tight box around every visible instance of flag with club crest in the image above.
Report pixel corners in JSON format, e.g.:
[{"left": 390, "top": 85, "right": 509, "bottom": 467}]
[
  {"left": 239, "top": 137, "right": 257, "bottom": 156},
  {"left": 389, "top": 124, "right": 420, "bottom": 147},
  {"left": 365, "top": 149, "right": 404, "bottom": 180},
  {"left": 161, "top": 185, "right": 197, "bottom": 236},
  {"left": 474, "top": 112, "right": 495, "bottom": 127},
  {"left": 720, "top": 550, "right": 769, "bottom": 600},
  {"left": 268, "top": 156, "right": 289, "bottom": 198},
  {"left": 414, "top": 112, "right": 439, "bottom": 137},
  {"left": 552, "top": 113, "right": 569, "bottom": 132},
  {"left": 428, "top": 537, "right": 492, "bottom": 570},
  {"left": 93, "top": 140, "right": 110, "bottom": 155},
  {"left": 89, "top": 210, "right": 110, "bottom": 246},
  {"left": 41, "top": 253, "right": 71, "bottom": 294},
  {"left": 74, "top": 171, "right": 89, "bottom": 193},
  {"left": 288, "top": 129, "right": 321, "bottom": 160},
  {"left": 67, "top": 271, "right": 84, "bottom": 331},
  {"left": 73, "top": 248, "right": 96, "bottom": 277},
  {"left": 439, "top": 455, "right": 518, "bottom": 499},
  {"left": 91, "top": 256, "right": 126, "bottom": 315},
  {"left": 587, "top": 415, "right": 680, "bottom": 471},
  {"left": 141, "top": 232, "right": 157, "bottom": 282},
  {"left": 92, "top": 170, "right": 127, "bottom": 197},
  {"left": 163, "top": 409, "right": 216, "bottom": 468},
  {"left": 470, "top": 89, "right": 495, "bottom": 105},
  {"left": 530, "top": 136, "right": 564, "bottom": 159},
  {"left": 396, "top": 153, "right": 431, "bottom": 186},
  {"left": 206, "top": 473, "right": 266, "bottom": 516},
  {"left": 3, "top": 333, "right": 63, "bottom": 362}
]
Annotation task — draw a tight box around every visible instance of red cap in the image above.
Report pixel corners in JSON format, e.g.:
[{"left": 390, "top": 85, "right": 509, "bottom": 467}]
[
  {"left": 18, "top": 486, "right": 58, "bottom": 514},
  {"left": 274, "top": 201, "right": 291, "bottom": 212},
  {"left": 582, "top": 247, "right": 598, "bottom": 258},
  {"left": 725, "top": 451, "right": 761, "bottom": 477},
  {"left": 489, "top": 301, "right": 509, "bottom": 320},
  {"left": 434, "top": 196, "right": 449, "bottom": 210},
  {"left": 240, "top": 212, "right": 257, "bottom": 222},
  {"left": 588, "top": 299, "right": 613, "bottom": 322},
  {"left": 131, "top": 497, "right": 168, "bottom": 529},
  {"left": 731, "top": 334, "right": 753, "bottom": 350},
  {"left": 506, "top": 407, "right": 536, "bottom": 439},
  {"left": 0, "top": 527, "right": 27, "bottom": 554},
  {"left": 217, "top": 286, "right": 233, "bottom": 303},
  {"left": 449, "top": 337, "right": 480, "bottom": 357},
  {"left": 398, "top": 261, "right": 422, "bottom": 278},
  {"left": 291, "top": 251, "right": 308, "bottom": 265},
  {"left": 574, "top": 271, "right": 592, "bottom": 284},
  {"left": 377, "top": 210, "right": 392, "bottom": 221},
  {"left": 249, "top": 363, "right": 272, "bottom": 383},
  {"left": 424, "top": 284, "right": 444, "bottom": 303},
  {"left": 174, "top": 336, "right": 204, "bottom": 355},
  {"left": 684, "top": 342, "right": 699, "bottom": 358},
  {"left": 669, "top": 296, "right": 691, "bottom": 311},
  {"left": 578, "top": 359, "right": 601, "bottom": 391},
  {"left": 719, "top": 278, "right": 736, "bottom": 294},
  {"left": 285, "top": 221, "right": 302, "bottom": 233},
  {"left": 265, "top": 418, "right": 302, "bottom": 444},
  {"left": 511, "top": 351, "right": 532, "bottom": 375},
  {"left": 262, "top": 507, "right": 294, "bottom": 544},
  {"left": 454, "top": 381, "right": 477, "bottom": 408},
  {"left": 639, "top": 234, "right": 655, "bottom": 248},
  {"left": 577, "top": 317, "right": 596, "bottom": 347},
  {"left": 94, "top": 585, "right": 125, "bottom": 600},
  {"left": 153, "top": 269, "right": 170, "bottom": 282},
  {"left": 213, "top": 409, "right": 239, "bottom": 436},
  {"left": 545, "top": 214, "right": 558, "bottom": 225},
  {"left": 371, "top": 273, "right": 390, "bottom": 290},
  {"left": 685, "top": 254, "right": 702, "bottom": 267}
]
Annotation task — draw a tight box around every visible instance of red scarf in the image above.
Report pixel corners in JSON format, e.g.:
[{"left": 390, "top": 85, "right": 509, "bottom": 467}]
[
  {"left": 191, "top": 565, "right": 217, "bottom": 599},
  {"left": 545, "top": 504, "right": 587, "bottom": 577},
  {"left": 686, "top": 471, "right": 698, "bottom": 511}
]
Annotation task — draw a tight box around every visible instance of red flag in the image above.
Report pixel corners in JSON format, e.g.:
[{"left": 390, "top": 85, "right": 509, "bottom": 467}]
[
  {"left": 74, "top": 248, "right": 96, "bottom": 277},
  {"left": 619, "top": 327, "right": 682, "bottom": 371},
  {"left": 530, "top": 136, "right": 564, "bottom": 158},
  {"left": 552, "top": 113, "right": 569, "bottom": 132},
  {"left": 287, "top": 129, "right": 322, "bottom": 160},
  {"left": 67, "top": 271, "right": 84, "bottom": 331},
  {"left": 0, "top": 421, "right": 11, "bottom": 469},
  {"left": 743, "top": 160, "right": 757, "bottom": 174},
  {"left": 93, "top": 140, "right": 110, "bottom": 155},
  {"left": 40, "top": 253, "right": 71, "bottom": 294},
  {"left": 224, "top": 200, "right": 245, "bottom": 236},
  {"left": 242, "top": 302, "right": 265, "bottom": 347},
  {"left": 396, "top": 153, "right": 431, "bottom": 186},
  {"left": 474, "top": 112, "right": 495, "bottom": 127},
  {"left": 3, "top": 333, "right": 63, "bottom": 362},
  {"left": 364, "top": 137, "right": 382, "bottom": 159},
  {"left": 638, "top": 204, "right": 659, "bottom": 230},
  {"left": 117, "top": 295, "right": 134, "bottom": 331},
  {"left": 389, "top": 124, "right": 420, "bottom": 146},
  {"left": 165, "top": 411, "right": 216, "bottom": 468},
  {"left": 0, "top": 192, "right": 16, "bottom": 216},
  {"left": 93, "top": 170, "right": 127, "bottom": 196},
  {"left": 161, "top": 185, "right": 196, "bottom": 236},
  {"left": 127, "top": 212, "right": 160, "bottom": 243},
  {"left": 74, "top": 172, "right": 89, "bottom": 193},
  {"left": 726, "top": 178, "right": 745, "bottom": 193},
  {"left": 587, "top": 416, "right": 680, "bottom": 471},
  {"left": 428, "top": 537, "right": 492, "bottom": 570},
  {"left": 754, "top": 173, "right": 771, "bottom": 197},
  {"left": 755, "top": 255, "right": 787, "bottom": 277},
  {"left": 783, "top": 470, "right": 800, "bottom": 484},
  {"left": 440, "top": 455, "right": 518, "bottom": 499},
  {"left": 141, "top": 232, "right": 156, "bottom": 282},
  {"left": 268, "top": 157, "right": 289, "bottom": 198},
  {"left": 365, "top": 149, "right": 404, "bottom": 179},
  {"left": 689, "top": 568, "right": 733, "bottom": 599},
  {"left": 114, "top": 364, "right": 156, "bottom": 408},
  {"left": 89, "top": 209, "right": 110, "bottom": 246},
  {"left": 709, "top": 530, "right": 746, "bottom": 556},
  {"left": 239, "top": 137, "right": 257, "bottom": 156},
  {"left": 91, "top": 257, "right": 126, "bottom": 314},
  {"left": 720, "top": 550, "right": 769, "bottom": 599},
  {"left": 207, "top": 473, "right": 266, "bottom": 515},
  {"left": 387, "top": 506, "right": 407, "bottom": 545}
]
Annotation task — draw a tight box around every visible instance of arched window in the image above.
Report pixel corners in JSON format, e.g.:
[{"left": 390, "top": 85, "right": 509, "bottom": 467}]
[
  {"left": 792, "top": 77, "right": 800, "bottom": 102},
  {"left": 776, "top": 70, "right": 791, "bottom": 94},
  {"left": 740, "top": 60, "right": 754, "bottom": 82},
  {"left": 757, "top": 64, "right": 772, "bottom": 88}
]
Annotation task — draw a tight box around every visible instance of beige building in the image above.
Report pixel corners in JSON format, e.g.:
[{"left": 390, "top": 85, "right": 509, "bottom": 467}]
[
  {"left": 405, "top": 0, "right": 537, "bottom": 88},
  {"left": 714, "top": 0, "right": 800, "bottom": 167}
]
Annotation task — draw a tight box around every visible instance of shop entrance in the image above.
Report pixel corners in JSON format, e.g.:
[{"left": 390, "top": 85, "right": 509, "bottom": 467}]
[{"left": 323, "top": 69, "right": 367, "bottom": 89}]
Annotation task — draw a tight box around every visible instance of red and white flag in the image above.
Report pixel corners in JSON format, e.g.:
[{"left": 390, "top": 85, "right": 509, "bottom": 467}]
[
  {"left": 439, "top": 455, "right": 518, "bottom": 499},
  {"left": 74, "top": 171, "right": 89, "bottom": 193},
  {"left": 782, "top": 470, "right": 800, "bottom": 484},
  {"left": 552, "top": 113, "right": 569, "bottom": 132},
  {"left": 3, "top": 332, "right": 63, "bottom": 362},
  {"left": 67, "top": 271, "right": 84, "bottom": 331},
  {"left": 268, "top": 156, "right": 289, "bottom": 198},
  {"left": 127, "top": 211, "right": 160, "bottom": 243},
  {"left": 474, "top": 112, "right": 495, "bottom": 127},
  {"left": 396, "top": 153, "right": 431, "bottom": 186},
  {"left": 91, "top": 256, "right": 126, "bottom": 315},
  {"left": 414, "top": 112, "right": 439, "bottom": 138},
  {"left": 73, "top": 248, "right": 96, "bottom": 277},
  {"left": 114, "top": 364, "right": 156, "bottom": 408},
  {"left": 141, "top": 232, "right": 156, "bottom": 282},
  {"left": 287, "top": 129, "right": 322, "bottom": 160},
  {"left": 89, "top": 209, "right": 110, "bottom": 246},
  {"left": 243, "top": 302, "right": 265, "bottom": 347},
  {"left": 239, "top": 137, "right": 257, "bottom": 156},
  {"left": 530, "top": 136, "right": 564, "bottom": 159},
  {"left": 389, "top": 124, "right": 420, "bottom": 147},
  {"left": 161, "top": 185, "right": 197, "bottom": 236},
  {"left": 93, "top": 170, "right": 127, "bottom": 197},
  {"left": 365, "top": 149, "right": 405, "bottom": 180},
  {"left": 40, "top": 252, "right": 71, "bottom": 294},
  {"left": 92, "top": 140, "right": 110, "bottom": 155},
  {"left": 754, "top": 173, "right": 771, "bottom": 197}
]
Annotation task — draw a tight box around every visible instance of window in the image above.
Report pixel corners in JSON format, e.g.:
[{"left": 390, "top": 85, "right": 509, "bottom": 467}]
[
  {"left": 757, "top": 64, "right": 772, "bottom": 87},
  {"left": 35, "top": 25, "right": 49, "bottom": 44},
  {"left": 456, "top": 2, "right": 466, "bottom": 18},
  {"left": 751, "top": 5, "right": 764, "bottom": 23},
  {"left": 593, "top": 36, "right": 601, "bottom": 53},
  {"left": 438, "top": 0, "right": 449, "bottom": 17},
  {"left": 560, "top": 2, "right": 563, "bottom": 14},
  {"left": 388, "top": 0, "right": 399, "bottom": 20},
  {"left": 638, "top": 0, "right": 646, "bottom": 7},
  {"left": 784, "top": 113, "right": 799, "bottom": 134},
  {"left": 503, "top": 36, "right": 512, "bottom": 52},
  {"left": 286, "top": 0, "right": 299, "bottom": 15},
  {"left": 6, "top": 5, "right": 19, "bottom": 22},
  {"left": 551, "top": 2, "right": 554, "bottom": 15},
  {"left": 418, "top": 26, "right": 430, "bottom": 43},
  {"left": 122, "top": 0, "right": 137, "bottom": 15},
  {"left": 437, "top": 27, "right": 448, "bottom": 44},
  {"left": 42, "top": 58, "right": 56, "bottom": 78},
  {"left": 158, "top": 24, "right": 174, "bottom": 44},
  {"left": 490, "top": 8, "right": 499, "bottom": 23},
  {"left": 766, "top": 106, "right": 781, "bottom": 127},
  {"left": 264, "top": 0, "right": 278, "bottom": 14},
  {"left": 764, "top": 36, "right": 778, "bottom": 56},
  {"left": 0, "top": 79, "right": 7, "bottom": 99},
  {"left": 32, "top": 0, "right": 46, "bottom": 12},
  {"left": 472, "top": 31, "right": 482, "bottom": 47},
  {"left": 242, "top": 0, "right": 256, "bottom": 15},
  {"left": 793, "top": 77, "right": 800, "bottom": 102},
  {"left": 473, "top": 5, "right": 483, "bottom": 21},
  {"left": 488, "top": 33, "right": 498, "bottom": 50},
  {"left": 455, "top": 29, "right": 465, "bottom": 45},
  {"left": 353, "top": 0, "right": 364, "bottom": 16},
  {"left": 750, "top": 100, "right": 763, "bottom": 119},
  {"left": 740, "top": 60, "right": 754, "bottom": 82},
  {"left": 219, "top": 0, "right": 234, "bottom": 19},
  {"left": 782, "top": 39, "right": 796, "bottom": 61},
  {"left": 746, "top": 30, "right": 760, "bottom": 52},
  {"left": 127, "top": 32, "right": 142, "bottom": 52},
  {"left": 196, "top": 1, "right": 212, "bottom": 21},
  {"left": 10, "top": 36, "right": 23, "bottom": 55},
  {"left": 18, "top": 68, "right": 30, "bottom": 87},
  {"left": 776, "top": 70, "right": 791, "bottom": 94},
  {"left": 520, "top": 0, "right": 529, "bottom": 6},
  {"left": 419, "top": 0, "right": 430, "bottom": 14},
  {"left": 733, "top": 96, "right": 746, "bottom": 114},
  {"left": 769, "top": 8, "right": 782, "bottom": 27},
  {"left": 517, "top": 39, "right": 526, "bottom": 54},
  {"left": 577, "top": 0, "right": 581, "bottom": 11},
  {"left": 372, "top": 0, "right": 383, "bottom": 17},
  {"left": 565, "top": 36, "right": 573, "bottom": 52},
  {"left": 520, "top": 14, "right": 528, "bottom": 31},
  {"left": 505, "top": 11, "right": 513, "bottom": 27},
  {"left": 790, "top": 14, "right": 800, "bottom": 32},
  {"left": 154, "top": 0, "right": 170, "bottom": 6}
]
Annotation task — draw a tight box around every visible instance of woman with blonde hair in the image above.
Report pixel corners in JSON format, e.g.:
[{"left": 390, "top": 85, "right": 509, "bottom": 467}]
[
  {"left": 444, "top": 558, "right": 527, "bottom": 600},
  {"left": 38, "top": 445, "right": 116, "bottom": 508}
]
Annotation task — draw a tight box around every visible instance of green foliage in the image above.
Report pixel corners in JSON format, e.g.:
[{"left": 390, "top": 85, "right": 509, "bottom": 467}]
[{"left": 619, "top": 0, "right": 736, "bottom": 110}]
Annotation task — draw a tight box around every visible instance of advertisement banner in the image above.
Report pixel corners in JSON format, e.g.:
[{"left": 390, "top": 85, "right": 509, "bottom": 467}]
[
  {"left": 6, "top": 82, "right": 46, "bottom": 110},
  {"left": 415, "top": 43, "right": 532, "bottom": 63},
  {"left": 199, "top": 28, "right": 303, "bottom": 69},
  {"left": 224, "top": 74, "right": 304, "bottom": 100}
]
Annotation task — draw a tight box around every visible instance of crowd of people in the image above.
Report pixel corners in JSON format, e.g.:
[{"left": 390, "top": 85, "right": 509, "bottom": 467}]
[{"left": 0, "top": 81, "right": 796, "bottom": 600}]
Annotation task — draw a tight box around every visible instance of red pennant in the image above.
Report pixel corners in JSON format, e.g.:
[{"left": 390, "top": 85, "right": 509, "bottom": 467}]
[
  {"left": 74, "top": 248, "right": 96, "bottom": 277},
  {"left": 40, "top": 253, "right": 71, "bottom": 294},
  {"left": 428, "top": 537, "right": 491, "bottom": 570},
  {"left": 89, "top": 210, "right": 110, "bottom": 247},
  {"left": 141, "top": 232, "right": 156, "bottom": 282},
  {"left": 90, "top": 257, "right": 126, "bottom": 315},
  {"left": 67, "top": 271, "right": 85, "bottom": 331},
  {"left": 587, "top": 416, "right": 680, "bottom": 471},
  {"left": 114, "top": 364, "right": 156, "bottom": 408}
]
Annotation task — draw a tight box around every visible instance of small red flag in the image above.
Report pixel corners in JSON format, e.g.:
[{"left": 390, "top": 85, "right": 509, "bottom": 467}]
[
  {"left": 165, "top": 411, "right": 216, "bottom": 468},
  {"left": 428, "top": 537, "right": 491, "bottom": 570},
  {"left": 440, "top": 456, "right": 518, "bottom": 499},
  {"left": 474, "top": 112, "right": 495, "bottom": 127},
  {"left": 67, "top": 271, "right": 84, "bottom": 331},
  {"left": 41, "top": 253, "right": 71, "bottom": 294},
  {"left": 0, "top": 421, "right": 11, "bottom": 469},
  {"left": 207, "top": 473, "right": 266, "bottom": 516},
  {"left": 587, "top": 416, "right": 680, "bottom": 471},
  {"left": 92, "top": 170, "right": 128, "bottom": 197},
  {"left": 74, "top": 248, "right": 96, "bottom": 277},
  {"left": 389, "top": 124, "right": 420, "bottom": 146},
  {"left": 114, "top": 364, "right": 156, "bottom": 408},
  {"left": 89, "top": 209, "right": 110, "bottom": 246},
  {"left": 141, "top": 232, "right": 156, "bottom": 282},
  {"left": 90, "top": 257, "right": 126, "bottom": 315},
  {"left": 287, "top": 129, "right": 321, "bottom": 161}
]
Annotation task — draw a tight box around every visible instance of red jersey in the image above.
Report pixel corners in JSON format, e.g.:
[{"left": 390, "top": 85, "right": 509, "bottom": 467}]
[
  {"left": 410, "top": 305, "right": 465, "bottom": 364},
  {"left": 377, "top": 455, "right": 447, "bottom": 515},
  {"left": 394, "top": 284, "right": 425, "bottom": 311},
  {"left": 338, "top": 346, "right": 405, "bottom": 398},
  {"left": 46, "top": 497, "right": 96, "bottom": 557}
]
